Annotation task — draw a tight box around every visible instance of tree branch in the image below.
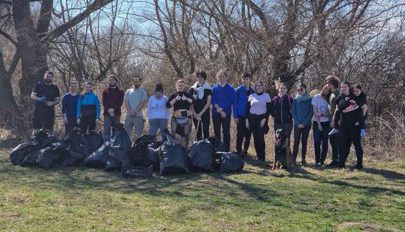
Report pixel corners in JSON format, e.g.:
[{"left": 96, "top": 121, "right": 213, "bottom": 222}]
[{"left": 46, "top": 0, "right": 114, "bottom": 41}]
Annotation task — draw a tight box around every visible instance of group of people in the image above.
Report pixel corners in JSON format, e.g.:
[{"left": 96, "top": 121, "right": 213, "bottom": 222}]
[{"left": 30, "top": 70, "right": 367, "bottom": 170}]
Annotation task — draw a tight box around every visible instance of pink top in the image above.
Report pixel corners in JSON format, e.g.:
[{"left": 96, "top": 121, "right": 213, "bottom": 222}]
[{"left": 248, "top": 93, "right": 271, "bottom": 115}]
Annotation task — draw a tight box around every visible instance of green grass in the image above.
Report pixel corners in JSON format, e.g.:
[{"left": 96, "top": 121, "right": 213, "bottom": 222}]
[{"left": 0, "top": 148, "right": 404, "bottom": 232}]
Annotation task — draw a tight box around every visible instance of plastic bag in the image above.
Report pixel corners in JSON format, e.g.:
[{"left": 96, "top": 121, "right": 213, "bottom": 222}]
[
  {"left": 218, "top": 152, "right": 244, "bottom": 173},
  {"left": 187, "top": 139, "right": 217, "bottom": 172},
  {"left": 84, "top": 145, "right": 110, "bottom": 169},
  {"left": 159, "top": 130, "right": 189, "bottom": 175}
]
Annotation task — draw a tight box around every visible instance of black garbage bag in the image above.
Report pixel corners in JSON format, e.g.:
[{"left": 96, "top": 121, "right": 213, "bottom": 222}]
[
  {"left": 64, "top": 128, "right": 88, "bottom": 155},
  {"left": 104, "top": 124, "right": 132, "bottom": 172},
  {"left": 207, "top": 137, "right": 226, "bottom": 153},
  {"left": 134, "top": 134, "right": 156, "bottom": 145},
  {"left": 147, "top": 142, "right": 161, "bottom": 170},
  {"left": 62, "top": 150, "right": 85, "bottom": 167},
  {"left": 84, "top": 145, "right": 110, "bottom": 169},
  {"left": 34, "top": 129, "right": 59, "bottom": 147},
  {"left": 21, "top": 150, "right": 41, "bottom": 167},
  {"left": 187, "top": 139, "right": 217, "bottom": 172},
  {"left": 159, "top": 129, "right": 189, "bottom": 176},
  {"left": 84, "top": 130, "right": 103, "bottom": 154},
  {"left": 105, "top": 147, "right": 129, "bottom": 172},
  {"left": 36, "top": 142, "right": 69, "bottom": 169},
  {"left": 121, "top": 163, "right": 153, "bottom": 178},
  {"left": 10, "top": 140, "right": 41, "bottom": 165},
  {"left": 218, "top": 152, "right": 244, "bottom": 173}
]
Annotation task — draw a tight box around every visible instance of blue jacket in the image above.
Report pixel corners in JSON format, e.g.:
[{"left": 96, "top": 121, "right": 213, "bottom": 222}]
[
  {"left": 211, "top": 83, "right": 235, "bottom": 118},
  {"left": 62, "top": 93, "right": 79, "bottom": 120},
  {"left": 76, "top": 91, "right": 101, "bottom": 119},
  {"left": 233, "top": 85, "right": 254, "bottom": 118},
  {"left": 291, "top": 93, "right": 313, "bottom": 126}
]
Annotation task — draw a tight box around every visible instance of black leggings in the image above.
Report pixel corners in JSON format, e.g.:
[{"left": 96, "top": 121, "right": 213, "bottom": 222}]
[
  {"left": 193, "top": 112, "right": 210, "bottom": 140},
  {"left": 80, "top": 115, "right": 96, "bottom": 134},
  {"left": 249, "top": 115, "right": 266, "bottom": 162},
  {"left": 213, "top": 114, "right": 231, "bottom": 152},
  {"left": 339, "top": 122, "right": 363, "bottom": 167},
  {"left": 236, "top": 116, "right": 251, "bottom": 154}
]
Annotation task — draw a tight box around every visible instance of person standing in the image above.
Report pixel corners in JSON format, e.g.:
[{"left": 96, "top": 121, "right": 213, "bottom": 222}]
[
  {"left": 147, "top": 84, "right": 169, "bottom": 141},
  {"left": 234, "top": 73, "right": 254, "bottom": 156},
  {"left": 102, "top": 75, "right": 124, "bottom": 142},
  {"left": 166, "top": 79, "right": 193, "bottom": 147},
  {"left": 211, "top": 70, "right": 236, "bottom": 152},
  {"left": 30, "top": 71, "right": 61, "bottom": 135},
  {"left": 61, "top": 80, "right": 79, "bottom": 135},
  {"left": 312, "top": 85, "right": 331, "bottom": 167},
  {"left": 291, "top": 83, "right": 313, "bottom": 165},
  {"left": 270, "top": 82, "right": 293, "bottom": 140},
  {"left": 76, "top": 82, "right": 101, "bottom": 134},
  {"left": 124, "top": 76, "right": 148, "bottom": 139},
  {"left": 336, "top": 81, "right": 364, "bottom": 169},
  {"left": 325, "top": 75, "right": 341, "bottom": 167},
  {"left": 246, "top": 81, "right": 271, "bottom": 162},
  {"left": 189, "top": 70, "right": 212, "bottom": 140}
]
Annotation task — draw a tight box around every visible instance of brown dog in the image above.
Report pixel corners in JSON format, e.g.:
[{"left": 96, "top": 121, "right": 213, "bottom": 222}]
[{"left": 273, "top": 129, "right": 294, "bottom": 170}]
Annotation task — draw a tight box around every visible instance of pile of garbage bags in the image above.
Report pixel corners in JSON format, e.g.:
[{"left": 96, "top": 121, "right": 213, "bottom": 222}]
[{"left": 10, "top": 126, "right": 244, "bottom": 178}]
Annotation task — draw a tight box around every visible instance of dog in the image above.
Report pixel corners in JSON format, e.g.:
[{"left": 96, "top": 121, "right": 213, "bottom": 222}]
[{"left": 273, "top": 129, "right": 294, "bottom": 170}]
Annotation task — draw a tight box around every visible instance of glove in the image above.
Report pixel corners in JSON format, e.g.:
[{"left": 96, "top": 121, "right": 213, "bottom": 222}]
[
  {"left": 360, "top": 129, "right": 366, "bottom": 137},
  {"left": 38, "top": 96, "right": 47, "bottom": 102}
]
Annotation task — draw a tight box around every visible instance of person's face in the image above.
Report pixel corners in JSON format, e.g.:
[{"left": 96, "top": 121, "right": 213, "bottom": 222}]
[
  {"left": 85, "top": 84, "right": 92, "bottom": 92},
  {"left": 353, "top": 87, "right": 361, "bottom": 96},
  {"left": 70, "top": 81, "right": 78, "bottom": 92},
  {"left": 133, "top": 78, "right": 141, "bottom": 88},
  {"left": 279, "top": 85, "right": 287, "bottom": 95},
  {"left": 242, "top": 77, "right": 250, "bottom": 86},
  {"left": 255, "top": 82, "right": 263, "bottom": 93},
  {"left": 176, "top": 82, "right": 185, "bottom": 92},
  {"left": 217, "top": 73, "right": 227, "bottom": 84},
  {"left": 44, "top": 73, "right": 53, "bottom": 83},
  {"left": 322, "top": 87, "right": 330, "bottom": 96},
  {"left": 341, "top": 83, "right": 349, "bottom": 95},
  {"left": 155, "top": 91, "right": 163, "bottom": 98},
  {"left": 297, "top": 87, "right": 306, "bottom": 95},
  {"left": 197, "top": 75, "right": 205, "bottom": 83},
  {"left": 108, "top": 77, "right": 117, "bottom": 86}
]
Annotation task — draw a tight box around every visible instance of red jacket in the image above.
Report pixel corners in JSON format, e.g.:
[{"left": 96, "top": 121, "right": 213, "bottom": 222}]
[{"left": 102, "top": 87, "right": 124, "bottom": 116}]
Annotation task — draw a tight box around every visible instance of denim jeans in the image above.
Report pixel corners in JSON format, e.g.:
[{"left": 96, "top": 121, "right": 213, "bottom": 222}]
[
  {"left": 313, "top": 121, "right": 330, "bottom": 164},
  {"left": 149, "top": 118, "right": 168, "bottom": 141}
]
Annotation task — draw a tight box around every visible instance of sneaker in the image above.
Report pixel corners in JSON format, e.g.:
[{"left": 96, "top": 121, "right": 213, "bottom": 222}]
[
  {"left": 360, "top": 129, "right": 366, "bottom": 137},
  {"left": 315, "top": 163, "right": 322, "bottom": 168},
  {"left": 328, "top": 128, "right": 339, "bottom": 136},
  {"left": 301, "top": 160, "right": 307, "bottom": 166}
]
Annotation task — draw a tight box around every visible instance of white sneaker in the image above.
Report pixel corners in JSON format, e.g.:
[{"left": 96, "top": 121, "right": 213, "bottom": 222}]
[{"left": 328, "top": 128, "right": 339, "bottom": 136}]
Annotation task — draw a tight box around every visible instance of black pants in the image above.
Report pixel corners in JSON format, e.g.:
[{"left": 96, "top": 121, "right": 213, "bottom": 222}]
[
  {"left": 249, "top": 115, "right": 266, "bottom": 161},
  {"left": 329, "top": 132, "right": 340, "bottom": 163},
  {"left": 339, "top": 122, "right": 363, "bottom": 167},
  {"left": 292, "top": 124, "right": 311, "bottom": 163},
  {"left": 80, "top": 115, "right": 96, "bottom": 134},
  {"left": 33, "top": 109, "right": 55, "bottom": 130},
  {"left": 65, "top": 117, "right": 78, "bottom": 135},
  {"left": 313, "top": 121, "right": 330, "bottom": 164},
  {"left": 213, "top": 114, "right": 231, "bottom": 152},
  {"left": 193, "top": 112, "right": 210, "bottom": 141},
  {"left": 236, "top": 116, "right": 251, "bottom": 154}
]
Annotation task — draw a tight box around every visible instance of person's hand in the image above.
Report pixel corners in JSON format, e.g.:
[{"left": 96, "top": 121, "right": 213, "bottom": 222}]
[
  {"left": 318, "top": 123, "right": 323, "bottom": 131},
  {"left": 355, "top": 121, "right": 359, "bottom": 126},
  {"left": 345, "top": 97, "right": 350, "bottom": 101},
  {"left": 77, "top": 118, "right": 81, "bottom": 125},
  {"left": 181, "top": 95, "right": 187, "bottom": 101},
  {"left": 260, "top": 118, "right": 266, "bottom": 128},
  {"left": 298, "top": 124, "right": 304, "bottom": 129},
  {"left": 130, "top": 110, "right": 136, "bottom": 117},
  {"left": 37, "top": 96, "right": 47, "bottom": 102},
  {"left": 63, "top": 115, "right": 68, "bottom": 125},
  {"left": 234, "top": 118, "right": 239, "bottom": 124},
  {"left": 220, "top": 111, "right": 226, "bottom": 119},
  {"left": 245, "top": 120, "right": 249, "bottom": 129},
  {"left": 175, "top": 94, "right": 181, "bottom": 101},
  {"left": 316, "top": 112, "right": 323, "bottom": 117},
  {"left": 108, "top": 108, "right": 115, "bottom": 116},
  {"left": 330, "top": 121, "right": 334, "bottom": 128}
]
